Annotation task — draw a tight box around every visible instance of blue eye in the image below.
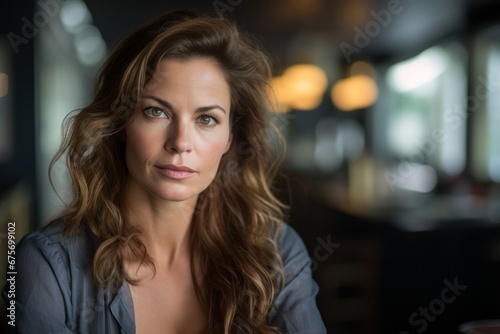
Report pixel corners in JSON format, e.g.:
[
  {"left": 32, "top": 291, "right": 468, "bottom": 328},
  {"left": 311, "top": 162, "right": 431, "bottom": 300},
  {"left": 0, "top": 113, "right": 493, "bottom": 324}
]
[
  {"left": 144, "top": 107, "right": 167, "bottom": 118},
  {"left": 197, "top": 115, "right": 219, "bottom": 126}
]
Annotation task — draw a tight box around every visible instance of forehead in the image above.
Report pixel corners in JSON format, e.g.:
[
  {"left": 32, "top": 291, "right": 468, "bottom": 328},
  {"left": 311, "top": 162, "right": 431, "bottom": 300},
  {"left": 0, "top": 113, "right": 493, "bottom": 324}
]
[
  {"left": 146, "top": 58, "right": 227, "bottom": 87},
  {"left": 142, "top": 58, "right": 231, "bottom": 110}
]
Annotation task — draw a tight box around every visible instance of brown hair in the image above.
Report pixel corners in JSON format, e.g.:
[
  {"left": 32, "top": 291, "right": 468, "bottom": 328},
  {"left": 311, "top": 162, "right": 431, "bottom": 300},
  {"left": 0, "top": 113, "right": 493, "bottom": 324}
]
[{"left": 50, "top": 10, "right": 286, "bottom": 333}]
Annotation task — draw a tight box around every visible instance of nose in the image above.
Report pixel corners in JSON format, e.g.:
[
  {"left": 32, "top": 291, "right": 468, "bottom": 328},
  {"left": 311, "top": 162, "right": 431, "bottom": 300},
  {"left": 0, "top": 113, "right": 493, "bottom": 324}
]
[{"left": 164, "top": 120, "right": 192, "bottom": 154}]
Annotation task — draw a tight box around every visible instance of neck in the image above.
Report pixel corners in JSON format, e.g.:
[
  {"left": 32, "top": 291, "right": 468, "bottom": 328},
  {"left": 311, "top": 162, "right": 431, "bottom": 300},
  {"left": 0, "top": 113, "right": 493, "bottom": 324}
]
[{"left": 122, "top": 179, "right": 198, "bottom": 269}]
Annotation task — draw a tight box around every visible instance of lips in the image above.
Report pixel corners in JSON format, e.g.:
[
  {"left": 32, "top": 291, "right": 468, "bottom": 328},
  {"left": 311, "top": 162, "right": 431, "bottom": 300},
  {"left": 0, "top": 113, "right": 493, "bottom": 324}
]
[
  {"left": 157, "top": 164, "right": 195, "bottom": 172},
  {"left": 155, "top": 164, "right": 196, "bottom": 180}
]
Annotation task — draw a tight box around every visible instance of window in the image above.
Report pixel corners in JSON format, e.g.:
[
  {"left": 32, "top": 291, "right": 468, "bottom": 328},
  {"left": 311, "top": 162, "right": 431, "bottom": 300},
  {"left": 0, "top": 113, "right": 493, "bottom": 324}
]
[
  {"left": 471, "top": 25, "right": 500, "bottom": 182},
  {"left": 385, "top": 42, "right": 467, "bottom": 191}
]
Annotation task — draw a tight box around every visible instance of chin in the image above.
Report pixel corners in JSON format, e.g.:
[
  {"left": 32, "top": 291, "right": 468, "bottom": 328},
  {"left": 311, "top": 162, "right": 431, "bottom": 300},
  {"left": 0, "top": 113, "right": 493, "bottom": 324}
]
[{"left": 153, "top": 187, "right": 200, "bottom": 203}]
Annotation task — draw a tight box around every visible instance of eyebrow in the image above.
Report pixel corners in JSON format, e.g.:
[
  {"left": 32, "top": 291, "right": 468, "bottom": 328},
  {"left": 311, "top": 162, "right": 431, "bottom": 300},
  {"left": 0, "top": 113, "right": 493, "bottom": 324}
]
[{"left": 143, "top": 95, "right": 227, "bottom": 115}]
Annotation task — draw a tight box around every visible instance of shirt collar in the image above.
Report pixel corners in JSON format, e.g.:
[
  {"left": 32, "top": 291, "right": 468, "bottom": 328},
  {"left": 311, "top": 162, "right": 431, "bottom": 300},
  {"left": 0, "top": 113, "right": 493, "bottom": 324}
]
[{"left": 110, "top": 282, "right": 135, "bottom": 334}]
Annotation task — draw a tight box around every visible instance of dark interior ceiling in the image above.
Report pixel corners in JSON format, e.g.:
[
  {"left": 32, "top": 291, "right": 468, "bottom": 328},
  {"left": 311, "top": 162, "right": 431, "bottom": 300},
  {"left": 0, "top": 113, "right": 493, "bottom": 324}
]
[{"left": 84, "top": 0, "right": 500, "bottom": 71}]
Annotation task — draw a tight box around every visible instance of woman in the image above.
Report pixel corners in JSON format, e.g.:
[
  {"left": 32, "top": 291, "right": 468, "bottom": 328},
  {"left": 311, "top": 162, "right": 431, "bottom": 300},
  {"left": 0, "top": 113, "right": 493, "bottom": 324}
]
[{"left": 3, "top": 10, "right": 326, "bottom": 333}]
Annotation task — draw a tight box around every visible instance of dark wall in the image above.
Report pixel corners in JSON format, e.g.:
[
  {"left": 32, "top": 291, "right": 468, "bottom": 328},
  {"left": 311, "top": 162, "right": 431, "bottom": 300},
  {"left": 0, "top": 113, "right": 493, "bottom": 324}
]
[{"left": 1, "top": 1, "right": 38, "bottom": 230}]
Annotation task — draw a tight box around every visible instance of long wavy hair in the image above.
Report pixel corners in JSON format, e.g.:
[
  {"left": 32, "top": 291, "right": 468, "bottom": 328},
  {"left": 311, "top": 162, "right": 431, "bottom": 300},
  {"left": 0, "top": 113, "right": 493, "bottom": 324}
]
[{"left": 50, "top": 10, "right": 287, "bottom": 333}]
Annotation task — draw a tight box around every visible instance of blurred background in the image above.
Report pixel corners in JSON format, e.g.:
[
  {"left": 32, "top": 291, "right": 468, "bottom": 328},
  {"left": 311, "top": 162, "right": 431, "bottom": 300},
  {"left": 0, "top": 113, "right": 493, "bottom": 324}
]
[{"left": 1, "top": 0, "right": 500, "bottom": 332}]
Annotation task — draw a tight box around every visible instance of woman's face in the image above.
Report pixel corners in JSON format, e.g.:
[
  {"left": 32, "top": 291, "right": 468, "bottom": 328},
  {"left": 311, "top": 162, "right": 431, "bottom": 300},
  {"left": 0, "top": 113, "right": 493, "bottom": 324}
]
[{"left": 124, "top": 58, "right": 232, "bottom": 204}]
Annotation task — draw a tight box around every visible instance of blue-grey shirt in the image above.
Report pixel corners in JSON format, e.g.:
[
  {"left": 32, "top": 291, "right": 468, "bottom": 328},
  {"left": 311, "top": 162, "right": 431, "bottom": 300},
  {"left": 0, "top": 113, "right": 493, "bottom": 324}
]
[{"left": 2, "top": 222, "right": 326, "bottom": 333}]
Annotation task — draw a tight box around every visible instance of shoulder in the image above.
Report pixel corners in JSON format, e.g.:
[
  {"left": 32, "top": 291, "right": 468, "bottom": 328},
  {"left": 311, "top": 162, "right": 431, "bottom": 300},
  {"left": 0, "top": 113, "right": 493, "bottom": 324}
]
[
  {"left": 4, "top": 222, "right": 99, "bottom": 333},
  {"left": 271, "top": 224, "right": 327, "bottom": 333},
  {"left": 16, "top": 222, "right": 67, "bottom": 259},
  {"left": 16, "top": 221, "right": 93, "bottom": 272},
  {"left": 278, "top": 223, "right": 307, "bottom": 254},
  {"left": 277, "top": 224, "right": 311, "bottom": 280}
]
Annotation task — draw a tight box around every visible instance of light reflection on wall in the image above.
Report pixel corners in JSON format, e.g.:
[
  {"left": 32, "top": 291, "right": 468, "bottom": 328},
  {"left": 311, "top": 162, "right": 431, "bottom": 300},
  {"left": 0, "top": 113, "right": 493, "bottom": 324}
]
[
  {"left": 73, "top": 25, "right": 107, "bottom": 67},
  {"left": 385, "top": 43, "right": 467, "bottom": 182},
  {"left": 60, "top": 0, "right": 92, "bottom": 33},
  {"left": 272, "top": 61, "right": 371, "bottom": 175},
  {"left": 486, "top": 44, "right": 500, "bottom": 182},
  {"left": 392, "top": 164, "right": 438, "bottom": 193},
  {"left": 341, "top": 119, "right": 365, "bottom": 161},
  {"left": 331, "top": 74, "right": 378, "bottom": 111},
  {"left": 314, "top": 117, "right": 343, "bottom": 172},
  {"left": 0, "top": 73, "right": 7, "bottom": 98},
  {"left": 331, "top": 61, "right": 378, "bottom": 112},
  {"left": 37, "top": 0, "right": 106, "bottom": 224},
  {"left": 270, "top": 64, "right": 328, "bottom": 112},
  {"left": 387, "top": 110, "right": 426, "bottom": 155},
  {"left": 471, "top": 25, "right": 500, "bottom": 183},
  {"left": 387, "top": 47, "right": 447, "bottom": 92},
  {"left": 314, "top": 118, "right": 366, "bottom": 172},
  {"left": 60, "top": 0, "right": 107, "bottom": 67}
]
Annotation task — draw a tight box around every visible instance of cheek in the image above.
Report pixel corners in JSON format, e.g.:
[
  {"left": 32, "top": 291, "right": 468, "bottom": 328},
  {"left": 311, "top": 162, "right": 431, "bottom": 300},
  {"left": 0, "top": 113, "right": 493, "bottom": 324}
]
[
  {"left": 198, "top": 135, "right": 231, "bottom": 171},
  {"left": 125, "top": 126, "right": 157, "bottom": 164}
]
